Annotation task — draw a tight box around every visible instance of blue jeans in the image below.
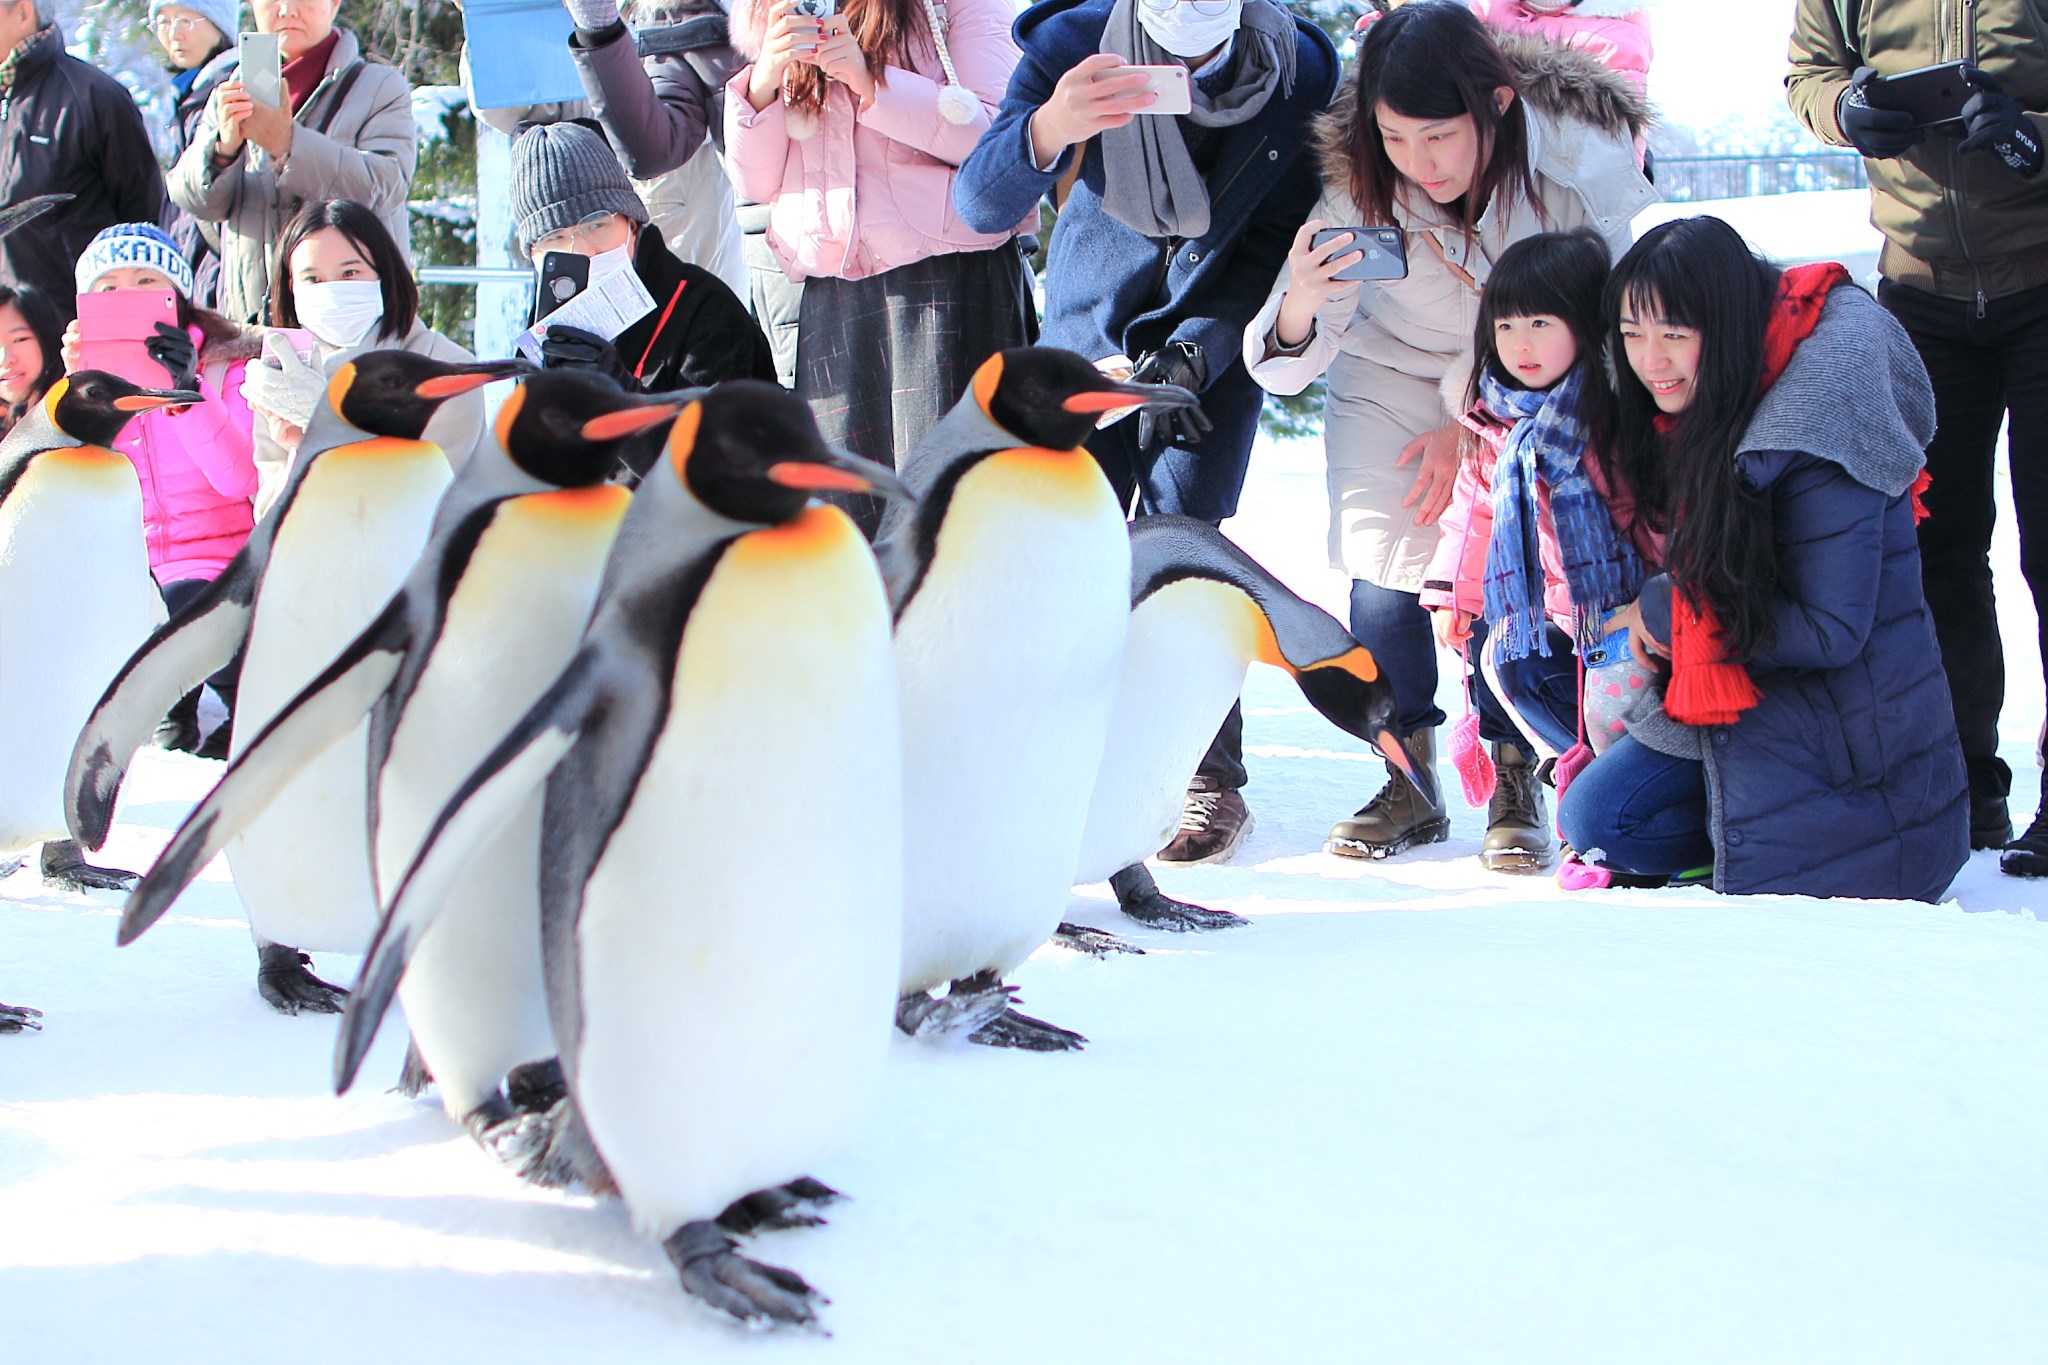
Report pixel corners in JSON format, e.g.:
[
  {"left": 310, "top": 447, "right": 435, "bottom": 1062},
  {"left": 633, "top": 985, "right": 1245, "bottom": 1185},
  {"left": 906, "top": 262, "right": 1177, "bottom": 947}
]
[
  {"left": 1557, "top": 734, "right": 1715, "bottom": 876},
  {"left": 1468, "top": 618, "right": 1579, "bottom": 754},
  {"left": 1348, "top": 579, "right": 1446, "bottom": 738}
]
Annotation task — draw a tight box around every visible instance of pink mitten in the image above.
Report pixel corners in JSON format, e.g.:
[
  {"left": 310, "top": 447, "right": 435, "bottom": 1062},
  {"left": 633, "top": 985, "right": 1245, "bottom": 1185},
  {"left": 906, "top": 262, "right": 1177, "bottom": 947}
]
[{"left": 1450, "top": 709, "right": 1495, "bottom": 806}]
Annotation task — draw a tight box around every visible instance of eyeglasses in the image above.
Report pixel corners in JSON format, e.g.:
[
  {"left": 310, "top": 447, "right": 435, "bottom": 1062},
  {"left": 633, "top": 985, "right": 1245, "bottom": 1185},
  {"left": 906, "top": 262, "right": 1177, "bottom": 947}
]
[
  {"left": 1138, "top": 0, "right": 1238, "bottom": 13},
  {"left": 153, "top": 14, "right": 210, "bottom": 34},
  {"left": 531, "top": 212, "right": 627, "bottom": 254}
]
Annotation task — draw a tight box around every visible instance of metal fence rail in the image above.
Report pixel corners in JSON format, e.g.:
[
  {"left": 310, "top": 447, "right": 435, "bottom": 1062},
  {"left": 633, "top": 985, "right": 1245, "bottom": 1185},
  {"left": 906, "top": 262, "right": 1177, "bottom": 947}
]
[{"left": 1652, "top": 152, "right": 1870, "bottom": 201}]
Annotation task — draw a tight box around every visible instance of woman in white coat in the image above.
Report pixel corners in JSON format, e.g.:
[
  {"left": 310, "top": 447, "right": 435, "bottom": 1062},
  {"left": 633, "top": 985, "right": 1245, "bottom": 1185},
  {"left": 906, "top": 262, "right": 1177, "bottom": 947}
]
[{"left": 1243, "top": 0, "right": 1652, "bottom": 857}]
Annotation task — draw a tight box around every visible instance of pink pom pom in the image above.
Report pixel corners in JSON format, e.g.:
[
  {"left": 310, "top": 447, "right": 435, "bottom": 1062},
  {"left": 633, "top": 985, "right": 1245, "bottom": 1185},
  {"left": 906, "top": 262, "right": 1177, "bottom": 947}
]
[{"left": 1450, "top": 710, "right": 1495, "bottom": 807}]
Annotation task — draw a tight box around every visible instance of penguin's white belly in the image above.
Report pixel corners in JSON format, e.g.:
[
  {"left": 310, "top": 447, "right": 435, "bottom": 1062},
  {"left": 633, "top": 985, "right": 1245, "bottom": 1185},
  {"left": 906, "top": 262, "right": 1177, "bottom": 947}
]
[
  {"left": 574, "top": 508, "right": 901, "bottom": 1238},
  {"left": 0, "top": 452, "right": 163, "bottom": 849},
  {"left": 894, "top": 449, "right": 1129, "bottom": 994},
  {"left": 1075, "top": 580, "right": 1261, "bottom": 884},
  {"left": 228, "top": 442, "right": 449, "bottom": 951},
  {"left": 378, "top": 487, "right": 630, "bottom": 1118}
]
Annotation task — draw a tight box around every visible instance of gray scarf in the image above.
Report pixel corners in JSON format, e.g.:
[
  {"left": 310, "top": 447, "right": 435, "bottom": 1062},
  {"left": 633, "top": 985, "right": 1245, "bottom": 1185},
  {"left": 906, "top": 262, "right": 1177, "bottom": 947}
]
[{"left": 1097, "top": 0, "right": 1297, "bottom": 238}]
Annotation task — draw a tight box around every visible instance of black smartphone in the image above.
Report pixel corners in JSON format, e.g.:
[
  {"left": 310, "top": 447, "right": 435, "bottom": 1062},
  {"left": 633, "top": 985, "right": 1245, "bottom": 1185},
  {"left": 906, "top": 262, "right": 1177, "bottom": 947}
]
[
  {"left": 1864, "top": 61, "right": 1979, "bottom": 129},
  {"left": 1311, "top": 226, "right": 1408, "bottom": 282},
  {"left": 538, "top": 250, "right": 590, "bottom": 319}
]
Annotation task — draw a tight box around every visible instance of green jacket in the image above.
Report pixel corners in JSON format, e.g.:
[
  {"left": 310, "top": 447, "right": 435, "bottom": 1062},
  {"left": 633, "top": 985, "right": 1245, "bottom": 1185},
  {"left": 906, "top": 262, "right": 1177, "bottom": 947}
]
[{"left": 1787, "top": 0, "right": 2048, "bottom": 303}]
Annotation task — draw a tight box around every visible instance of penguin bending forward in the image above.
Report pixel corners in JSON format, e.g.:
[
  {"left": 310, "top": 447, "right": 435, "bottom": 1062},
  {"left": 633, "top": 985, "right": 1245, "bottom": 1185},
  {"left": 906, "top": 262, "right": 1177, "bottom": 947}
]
[
  {"left": 340, "top": 383, "right": 911, "bottom": 1330},
  {"left": 1075, "top": 517, "right": 1429, "bottom": 929},
  {"left": 119, "top": 370, "right": 679, "bottom": 1175},
  {"left": 1, "top": 374, "right": 200, "bottom": 890},
  {"left": 69, "top": 353, "right": 525, "bottom": 1012},
  {"left": 879, "top": 347, "right": 1202, "bottom": 1052}
]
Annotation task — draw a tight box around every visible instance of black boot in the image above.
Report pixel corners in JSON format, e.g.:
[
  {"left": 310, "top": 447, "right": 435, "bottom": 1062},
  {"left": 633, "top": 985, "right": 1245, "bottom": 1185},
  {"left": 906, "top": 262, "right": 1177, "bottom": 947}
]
[
  {"left": 154, "top": 689, "right": 202, "bottom": 754},
  {"left": 2001, "top": 807, "right": 2048, "bottom": 878}
]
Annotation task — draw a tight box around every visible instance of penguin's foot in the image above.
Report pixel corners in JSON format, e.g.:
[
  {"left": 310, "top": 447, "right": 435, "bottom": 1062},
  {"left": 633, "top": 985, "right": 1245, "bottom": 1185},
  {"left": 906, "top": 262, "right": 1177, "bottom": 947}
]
[
  {"left": 39, "top": 839, "right": 138, "bottom": 893},
  {"left": 395, "top": 1037, "right": 434, "bottom": 1097},
  {"left": 717, "top": 1177, "right": 843, "bottom": 1237},
  {"left": 895, "top": 974, "right": 1016, "bottom": 1040},
  {"left": 0, "top": 1000, "right": 43, "bottom": 1033},
  {"left": 465, "top": 1098, "right": 577, "bottom": 1190},
  {"left": 665, "top": 1220, "right": 826, "bottom": 1333},
  {"left": 255, "top": 943, "right": 349, "bottom": 1016},
  {"left": 969, "top": 1007, "right": 1088, "bottom": 1052},
  {"left": 1111, "top": 863, "right": 1249, "bottom": 932},
  {"left": 505, "top": 1057, "right": 567, "bottom": 1114},
  {"left": 1052, "top": 921, "right": 1145, "bottom": 956}
]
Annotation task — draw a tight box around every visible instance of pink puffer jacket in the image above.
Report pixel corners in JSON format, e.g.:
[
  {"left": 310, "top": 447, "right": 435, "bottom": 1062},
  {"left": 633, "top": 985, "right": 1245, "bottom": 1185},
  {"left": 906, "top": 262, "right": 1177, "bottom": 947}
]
[
  {"left": 1466, "top": 0, "right": 1652, "bottom": 93},
  {"left": 113, "top": 325, "right": 259, "bottom": 584},
  {"left": 1420, "top": 417, "right": 1575, "bottom": 629},
  {"left": 725, "top": 0, "right": 1034, "bottom": 281}
]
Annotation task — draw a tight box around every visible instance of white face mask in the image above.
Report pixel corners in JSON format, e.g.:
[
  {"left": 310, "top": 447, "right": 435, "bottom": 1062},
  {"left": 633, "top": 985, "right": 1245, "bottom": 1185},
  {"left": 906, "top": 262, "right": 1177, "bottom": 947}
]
[
  {"left": 295, "top": 279, "right": 386, "bottom": 349},
  {"left": 585, "top": 241, "right": 635, "bottom": 284},
  {"left": 1138, "top": 0, "right": 1241, "bottom": 60}
]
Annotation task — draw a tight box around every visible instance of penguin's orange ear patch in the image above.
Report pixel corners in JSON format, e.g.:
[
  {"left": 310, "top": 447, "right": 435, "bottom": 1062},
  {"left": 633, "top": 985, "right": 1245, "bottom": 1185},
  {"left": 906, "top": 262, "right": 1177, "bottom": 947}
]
[
  {"left": 769, "top": 462, "right": 873, "bottom": 493},
  {"left": 972, "top": 353, "right": 1004, "bottom": 413}
]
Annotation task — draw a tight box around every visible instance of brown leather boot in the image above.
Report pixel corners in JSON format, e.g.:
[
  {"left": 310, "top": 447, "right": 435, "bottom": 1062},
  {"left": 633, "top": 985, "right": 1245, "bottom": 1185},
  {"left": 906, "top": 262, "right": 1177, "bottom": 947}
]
[
  {"left": 1482, "top": 741, "right": 1552, "bottom": 873},
  {"left": 1156, "top": 776, "right": 1253, "bottom": 865},
  {"left": 1326, "top": 729, "right": 1449, "bottom": 859}
]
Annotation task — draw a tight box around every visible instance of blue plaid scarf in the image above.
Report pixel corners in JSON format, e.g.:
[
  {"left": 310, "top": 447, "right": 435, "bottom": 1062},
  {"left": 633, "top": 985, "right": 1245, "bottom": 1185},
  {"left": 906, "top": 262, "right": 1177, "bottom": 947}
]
[{"left": 1478, "top": 364, "right": 1644, "bottom": 660}]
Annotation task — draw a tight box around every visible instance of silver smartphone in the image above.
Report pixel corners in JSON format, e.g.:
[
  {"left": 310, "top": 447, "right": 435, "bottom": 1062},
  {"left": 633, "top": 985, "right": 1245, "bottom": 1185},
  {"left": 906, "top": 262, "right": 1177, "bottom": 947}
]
[{"left": 240, "top": 31, "right": 284, "bottom": 108}]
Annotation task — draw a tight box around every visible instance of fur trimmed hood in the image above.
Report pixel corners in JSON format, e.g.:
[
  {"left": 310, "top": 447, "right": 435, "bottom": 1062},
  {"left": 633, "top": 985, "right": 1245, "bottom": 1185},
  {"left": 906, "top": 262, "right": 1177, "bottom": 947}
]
[{"left": 1314, "top": 30, "right": 1653, "bottom": 192}]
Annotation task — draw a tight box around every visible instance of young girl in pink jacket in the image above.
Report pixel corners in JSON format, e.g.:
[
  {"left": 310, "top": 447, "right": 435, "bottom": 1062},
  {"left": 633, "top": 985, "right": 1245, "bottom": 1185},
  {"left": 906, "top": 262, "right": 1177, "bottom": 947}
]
[
  {"left": 728, "top": 0, "right": 1035, "bottom": 533},
  {"left": 1419, "top": 230, "right": 1649, "bottom": 873},
  {"left": 66, "top": 223, "right": 257, "bottom": 758},
  {"left": 1464, "top": 0, "right": 1652, "bottom": 94}
]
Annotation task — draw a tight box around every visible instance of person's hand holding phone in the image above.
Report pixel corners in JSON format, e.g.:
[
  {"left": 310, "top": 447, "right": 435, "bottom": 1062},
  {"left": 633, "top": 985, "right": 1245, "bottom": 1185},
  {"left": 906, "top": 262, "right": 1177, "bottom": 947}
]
[
  {"left": 210, "top": 79, "right": 251, "bottom": 159},
  {"left": 1274, "top": 220, "right": 1365, "bottom": 348},
  {"left": 1029, "top": 55, "right": 1156, "bottom": 169},
  {"left": 813, "top": 16, "right": 875, "bottom": 105},
  {"left": 747, "top": 0, "right": 825, "bottom": 110},
  {"left": 237, "top": 87, "right": 295, "bottom": 159},
  {"left": 59, "top": 318, "right": 81, "bottom": 374},
  {"left": 1837, "top": 66, "right": 1925, "bottom": 159}
]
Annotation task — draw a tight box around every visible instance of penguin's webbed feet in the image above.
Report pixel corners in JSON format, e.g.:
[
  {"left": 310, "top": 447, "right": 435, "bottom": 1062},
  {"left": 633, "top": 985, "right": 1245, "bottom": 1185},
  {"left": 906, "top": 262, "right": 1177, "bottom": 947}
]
[
  {"left": 717, "top": 1177, "right": 842, "bottom": 1236},
  {"left": 895, "top": 973, "right": 1016, "bottom": 1040},
  {"left": 255, "top": 943, "right": 350, "bottom": 1016},
  {"left": 1112, "top": 863, "right": 1250, "bottom": 932},
  {"left": 1052, "top": 921, "right": 1145, "bottom": 956},
  {"left": 0, "top": 1000, "right": 43, "bottom": 1033},
  {"left": 39, "top": 839, "right": 138, "bottom": 893},
  {"left": 969, "top": 1007, "right": 1087, "bottom": 1052},
  {"left": 665, "top": 1220, "right": 827, "bottom": 1333},
  {"left": 504, "top": 1057, "right": 567, "bottom": 1113},
  {"left": 467, "top": 1100, "right": 578, "bottom": 1190}
]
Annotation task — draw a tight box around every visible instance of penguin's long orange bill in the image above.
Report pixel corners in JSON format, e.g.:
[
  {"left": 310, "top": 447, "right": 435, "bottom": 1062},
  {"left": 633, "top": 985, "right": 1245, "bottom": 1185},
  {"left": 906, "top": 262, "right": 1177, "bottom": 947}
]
[
  {"left": 1061, "top": 379, "right": 1202, "bottom": 414},
  {"left": 1374, "top": 729, "right": 1441, "bottom": 809},
  {"left": 580, "top": 403, "right": 680, "bottom": 442},
  {"left": 113, "top": 389, "right": 205, "bottom": 412},
  {"left": 414, "top": 361, "right": 533, "bottom": 400},
  {"left": 769, "top": 447, "right": 916, "bottom": 503}
]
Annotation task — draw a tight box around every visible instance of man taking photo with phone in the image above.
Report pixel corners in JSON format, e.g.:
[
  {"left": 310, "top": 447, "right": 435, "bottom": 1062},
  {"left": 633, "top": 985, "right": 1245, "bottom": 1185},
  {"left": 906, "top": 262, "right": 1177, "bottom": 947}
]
[
  {"left": 1788, "top": 1, "right": 2048, "bottom": 876},
  {"left": 954, "top": 0, "right": 1338, "bottom": 865}
]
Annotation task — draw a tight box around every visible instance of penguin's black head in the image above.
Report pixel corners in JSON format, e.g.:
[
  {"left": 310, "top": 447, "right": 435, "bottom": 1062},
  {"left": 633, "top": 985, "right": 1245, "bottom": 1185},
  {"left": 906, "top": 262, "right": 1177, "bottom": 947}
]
[
  {"left": 330, "top": 352, "right": 532, "bottom": 441},
  {"left": 494, "top": 368, "right": 684, "bottom": 488},
  {"left": 974, "top": 346, "right": 1203, "bottom": 453},
  {"left": 666, "top": 380, "right": 914, "bottom": 523},
  {"left": 48, "top": 372, "right": 205, "bottom": 448},
  {"left": 1296, "top": 650, "right": 1440, "bottom": 809}
]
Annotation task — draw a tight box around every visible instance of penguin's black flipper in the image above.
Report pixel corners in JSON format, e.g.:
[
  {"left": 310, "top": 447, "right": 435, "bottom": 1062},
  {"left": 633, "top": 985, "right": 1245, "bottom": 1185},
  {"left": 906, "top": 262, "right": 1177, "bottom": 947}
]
[
  {"left": 334, "top": 660, "right": 596, "bottom": 1096},
  {"left": 39, "top": 839, "right": 139, "bottom": 893},
  {"left": 664, "top": 1220, "right": 826, "bottom": 1333},
  {"left": 396, "top": 1036, "right": 435, "bottom": 1097},
  {"left": 114, "top": 602, "right": 411, "bottom": 947},
  {"left": 969, "top": 1008, "right": 1088, "bottom": 1052},
  {"left": 1108, "top": 863, "right": 1250, "bottom": 933},
  {"left": 67, "top": 552, "right": 259, "bottom": 851},
  {"left": 1052, "top": 921, "right": 1146, "bottom": 956},
  {"left": 0, "top": 1000, "right": 43, "bottom": 1033}
]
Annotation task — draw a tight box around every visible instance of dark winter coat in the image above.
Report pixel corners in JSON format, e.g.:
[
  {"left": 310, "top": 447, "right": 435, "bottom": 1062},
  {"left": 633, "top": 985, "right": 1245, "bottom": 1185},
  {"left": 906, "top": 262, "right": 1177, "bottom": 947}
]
[
  {"left": 1635, "top": 286, "right": 1970, "bottom": 903},
  {"left": 167, "top": 45, "right": 240, "bottom": 311},
  {"left": 953, "top": 0, "right": 1339, "bottom": 518},
  {"left": 0, "top": 26, "right": 170, "bottom": 320},
  {"left": 571, "top": 3, "right": 738, "bottom": 174}
]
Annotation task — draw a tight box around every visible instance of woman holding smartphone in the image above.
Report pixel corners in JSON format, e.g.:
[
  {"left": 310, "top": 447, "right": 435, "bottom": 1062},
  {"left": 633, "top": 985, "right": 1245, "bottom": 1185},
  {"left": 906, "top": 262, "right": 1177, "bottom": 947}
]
[
  {"left": 1242, "top": 0, "right": 1652, "bottom": 859},
  {"left": 727, "top": 0, "right": 1035, "bottom": 533}
]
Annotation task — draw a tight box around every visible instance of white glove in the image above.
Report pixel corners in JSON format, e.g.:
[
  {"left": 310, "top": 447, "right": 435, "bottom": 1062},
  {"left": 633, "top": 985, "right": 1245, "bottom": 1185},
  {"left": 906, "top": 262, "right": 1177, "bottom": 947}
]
[
  {"left": 564, "top": 0, "right": 621, "bottom": 30},
  {"left": 242, "top": 333, "right": 327, "bottom": 431}
]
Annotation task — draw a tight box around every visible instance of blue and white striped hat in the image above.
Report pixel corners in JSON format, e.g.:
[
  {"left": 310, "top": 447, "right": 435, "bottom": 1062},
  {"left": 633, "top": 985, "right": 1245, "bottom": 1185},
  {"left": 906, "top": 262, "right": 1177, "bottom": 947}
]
[{"left": 75, "top": 223, "right": 197, "bottom": 300}]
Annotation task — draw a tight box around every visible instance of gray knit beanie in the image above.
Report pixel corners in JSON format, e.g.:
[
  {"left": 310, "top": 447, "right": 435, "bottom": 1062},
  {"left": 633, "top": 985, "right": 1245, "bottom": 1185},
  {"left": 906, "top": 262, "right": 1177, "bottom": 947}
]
[{"left": 510, "top": 124, "right": 650, "bottom": 257}]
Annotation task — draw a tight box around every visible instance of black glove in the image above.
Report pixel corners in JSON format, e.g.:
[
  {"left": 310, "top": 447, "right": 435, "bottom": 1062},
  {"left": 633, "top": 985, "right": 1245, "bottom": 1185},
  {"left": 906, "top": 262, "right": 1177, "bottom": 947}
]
[
  {"left": 1958, "top": 67, "right": 2044, "bottom": 177},
  {"left": 1836, "top": 66, "right": 1925, "bottom": 159},
  {"left": 1130, "top": 340, "right": 1213, "bottom": 455},
  {"left": 539, "top": 324, "right": 630, "bottom": 385},
  {"left": 144, "top": 321, "right": 199, "bottom": 392}
]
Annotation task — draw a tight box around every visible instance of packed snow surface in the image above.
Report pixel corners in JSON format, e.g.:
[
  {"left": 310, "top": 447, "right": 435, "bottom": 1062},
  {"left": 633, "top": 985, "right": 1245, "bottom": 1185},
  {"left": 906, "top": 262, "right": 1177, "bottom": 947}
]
[{"left": 6, "top": 423, "right": 2046, "bottom": 1361}]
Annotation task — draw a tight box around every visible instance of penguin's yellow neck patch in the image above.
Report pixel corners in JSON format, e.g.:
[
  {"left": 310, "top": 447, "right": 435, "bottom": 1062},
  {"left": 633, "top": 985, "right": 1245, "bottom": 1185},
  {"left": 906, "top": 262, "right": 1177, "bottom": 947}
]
[
  {"left": 328, "top": 436, "right": 441, "bottom": 464},
  {"left": 976, "top": 445, "right": 1112, "bottom": 512},
  {"left": 728, "top": 503, "right": 862, "bottom": 564},
  {"left": 41, "top": 444, "right": 127, "bottom": 471},
  {"left": 520, "top": 483, "right": 633, "bottom": 525}
]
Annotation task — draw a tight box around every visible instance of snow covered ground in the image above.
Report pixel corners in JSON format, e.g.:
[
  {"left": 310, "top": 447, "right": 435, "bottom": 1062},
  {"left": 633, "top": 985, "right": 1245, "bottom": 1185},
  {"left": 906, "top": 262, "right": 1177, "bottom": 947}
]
[{"left": 5, "top": 413, "right": 2046, "bottom": 1362}]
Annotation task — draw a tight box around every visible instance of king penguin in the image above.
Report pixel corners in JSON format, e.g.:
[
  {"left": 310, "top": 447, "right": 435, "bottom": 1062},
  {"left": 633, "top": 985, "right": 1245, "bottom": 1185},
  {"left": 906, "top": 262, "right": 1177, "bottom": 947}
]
[
  {"left": 877, "top": 347, "right": 1202, "bottom": 1052},
  {"left": 0, "top": 373, "right": 200, "bottom": 890},
  {"left": 117, "top": 370, "right": 678, "bottom": 1173},
  {"left": 338, "top": 382, "right": 912, "bottom": 1330},
  {"left": 68, "top": 352, "right": 526, "bottom": 1012},
  {"left": 1075, "top": 516, "right": 1430, "bottom": 929}
]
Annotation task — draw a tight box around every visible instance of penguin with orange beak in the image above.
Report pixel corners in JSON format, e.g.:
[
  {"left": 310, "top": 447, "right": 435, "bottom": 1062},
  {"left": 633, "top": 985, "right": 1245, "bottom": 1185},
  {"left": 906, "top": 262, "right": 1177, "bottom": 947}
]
[
  {"left": 0, "top": 372, "right": 202, "bottom": 891},
  {"left": 67, "top": 351, "right": 525, "bottom": 1013}
]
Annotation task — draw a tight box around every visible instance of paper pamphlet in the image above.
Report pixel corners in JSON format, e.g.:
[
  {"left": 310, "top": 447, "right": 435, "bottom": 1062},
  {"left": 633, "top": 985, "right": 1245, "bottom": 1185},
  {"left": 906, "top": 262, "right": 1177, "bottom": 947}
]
[{"left": 513, "top": 267, "right": 660, "bottom": 365}]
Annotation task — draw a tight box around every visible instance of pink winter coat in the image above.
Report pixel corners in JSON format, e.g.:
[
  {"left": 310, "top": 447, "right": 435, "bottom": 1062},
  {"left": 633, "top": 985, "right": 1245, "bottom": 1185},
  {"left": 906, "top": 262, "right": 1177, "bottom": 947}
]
[
  {"left": 1420, "top": 417, "right": 1575, "bottom": 629},
  {"left": 1466, "top": 0, "right": 1652, "bottom": 93},
  {"left": 112, "top": 325, "right": 259, "bottom": 584},
  {"left": 725, "top": 0, "right": 1034, "bottom": 282}
]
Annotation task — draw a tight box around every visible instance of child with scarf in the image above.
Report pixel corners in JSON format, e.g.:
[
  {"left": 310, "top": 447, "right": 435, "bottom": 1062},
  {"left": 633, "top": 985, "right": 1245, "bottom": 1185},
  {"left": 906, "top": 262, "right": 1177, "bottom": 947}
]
[{"left": 1419, "top": 229, "right": 1646, "bottom": 874}]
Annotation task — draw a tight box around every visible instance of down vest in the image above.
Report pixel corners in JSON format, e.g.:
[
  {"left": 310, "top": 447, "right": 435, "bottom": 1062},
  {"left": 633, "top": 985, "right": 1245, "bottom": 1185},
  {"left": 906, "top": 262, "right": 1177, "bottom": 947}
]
[{"left": 1633, "top": 285, "right": 1969, "bottom": 903}]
